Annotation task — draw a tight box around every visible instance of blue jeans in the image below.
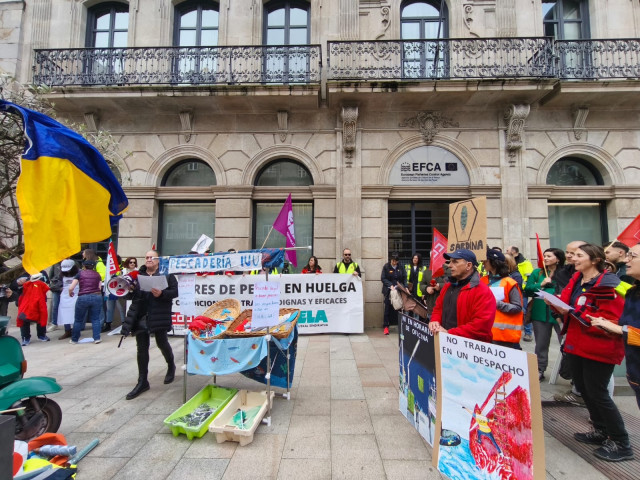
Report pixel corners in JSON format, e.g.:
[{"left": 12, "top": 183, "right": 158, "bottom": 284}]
[
  {"left": 49, "top": 291, "right": 61, "bottom": 325},
  {"left": 105, "top": 297, "right": 125, "bottom": 325},
  {"left": 72, "top": 294, "right": 103, "bottom": 341}
]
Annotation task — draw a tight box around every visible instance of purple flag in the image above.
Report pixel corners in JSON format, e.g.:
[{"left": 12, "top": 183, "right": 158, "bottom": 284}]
[{"left": 273, "top": 194, "right": 297, "bottom": 267}]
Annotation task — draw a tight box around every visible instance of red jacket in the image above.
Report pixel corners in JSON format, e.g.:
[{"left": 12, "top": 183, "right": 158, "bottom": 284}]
[
  {"left": 560, "top": 272, "right": 625, "bottom": 365},
  {"left": 17, "top": 280, "right": 49, "bottom": 327},
  {"left": 431, "top": 273, "right": 496, "bottom": 343}
]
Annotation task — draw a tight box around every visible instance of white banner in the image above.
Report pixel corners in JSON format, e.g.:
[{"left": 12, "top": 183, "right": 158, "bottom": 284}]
[{"left": 170, "top": 273, "right": 363, "bottom": 335}]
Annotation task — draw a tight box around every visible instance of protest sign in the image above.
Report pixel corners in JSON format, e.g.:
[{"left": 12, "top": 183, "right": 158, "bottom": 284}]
[
  {"left": 252, "top": 281, "right": 281, "bottom": 328},
  {"left": 433, "top": 334, "right": 544, "bottom": 480},
  {"left": 447, "top": 197, "right": 487, "bottom": 261},
  {"left": 398, "top": 313, "right": 437, "bottom": 446},
  {"left": 169, "top": 273, "right": 363, "bottom": 335}
]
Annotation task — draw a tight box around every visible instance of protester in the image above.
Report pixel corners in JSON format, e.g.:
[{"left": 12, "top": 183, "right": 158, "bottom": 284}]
[
  {"left": 428, "top": 249, "right": 496, "bottom": 342},
  {"left": 123, "top": 257, "right": 138, "bottom": 275},
  {"left": 605, "top": 241, "right": 634, "bottom": 296},
  {"left": 549, "top": 243, "right": 633, "bottom": 462},
  {"left": 121, "top": 250, "right": 178, "bottom": 400},
  {"left": 405, "top": 253, "right": 426, "bottom": 299},
  {"left": 419, "top": 266, "right": 445, "bottom": 313},
  {"left": 591, "top": 242, "right": 640, "bottom": 410},
  {"left": 104, "top": 254, "right": 126, "bottom": 332},
  {"left": 524, "top": 247, "right": 565, "bottom": 380},
  {"left": 47, "top": 261, "right": 63, "bottom": 332},
  {"left": 334, "top": 248, "right": 361, "bottom": 277},
  {"left": 16, "top": 274, "right": 50, "bottom": 345},
  {"left": 57, "top": 259, "right": 78, "bottom": 340},
  {"left": 481, "top": 249, "right": 523, "bottom": 350},
  {"left": 69, "top": 259, "right": 104, "bottom": 344},
  {"left": 381, "top": 252, "right": 407, "bottom": 335},
  {"left": 302, "top": 256, "right": 322, "bottom": 274},
  {"left": 507, "top": 245, "right": 534, "bottom": 341},
  {"left": 552, "top": 240, "right": 587, "bottom": 404}
]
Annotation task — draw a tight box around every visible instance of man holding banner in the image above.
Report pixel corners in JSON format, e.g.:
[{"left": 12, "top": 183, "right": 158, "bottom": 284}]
[{"left": 428, "top": 249, "right": 495, "bottom": 342}]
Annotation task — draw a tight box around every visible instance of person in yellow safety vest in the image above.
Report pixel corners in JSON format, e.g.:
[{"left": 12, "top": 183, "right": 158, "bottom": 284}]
[
  {"left": 83, "top": 248, "right": 106, "bottom": 281},
  {"left": 506, "top": 246, "right": 533, "bottom": 282},
  {"left": 605, "top": 241, "right": 635, "bottom": 296},
  {"left": 333, "top": 248, "right": 361, "bottom": 277},
  {"left": 481, "top": 248, "right": 524, "bottom": 350},
  {"left": 405, "top": 253, "right": 426, "bottom": 298},
  {"left": 462, "top": 407, "right": 503, "bottom": 454},
  {"left": 250, "top": 267, "right": 279, "bottom": 275}
]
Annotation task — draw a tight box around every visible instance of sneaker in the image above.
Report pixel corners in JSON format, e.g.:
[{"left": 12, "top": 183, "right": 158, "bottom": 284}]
[
  {"left": 383, "top": 327, "right": 389, "bottom": 335},
  {"left": 94, "top": 339, "right": 101, "bottom": 344},
  {"left": 523, "top": 334, "right": 533, "bottom": 342},
  {"left": 47, "top": 324, "right": 59, "bottom": 332},
  {"left": 593, "top": 438, "right": 635, "bottom": 462},
  {"left": 38, "top": 335, "right": 50, "bottom": 342},
  {"left": 58, "top": 331, "right": 71, "bottom": 340},
  {"left": 21, "top": 338, "right": 30, "bottom": 346},
  {"left": 69, "top": 339, "right": 78, "bottom": 345},
  {"left": 553, "top": 390, "right": 585, "bottom": 406},
  {"left": 574, "top": 429, "right": 607, "bottom": 445}
]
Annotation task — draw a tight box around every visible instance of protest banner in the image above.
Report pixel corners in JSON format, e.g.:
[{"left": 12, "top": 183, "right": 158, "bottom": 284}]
[
  {"left": 398, "top": 313, "right": 437, "bottom": 446},
  {"left": 171, "top": 273, "right": 363, "bottom": 334},
  {"left": 447, "top": 197, "right": 487, "bottom": 261},
  {"left": 433, "top": 334, "right": 544, "bottom": 480}
]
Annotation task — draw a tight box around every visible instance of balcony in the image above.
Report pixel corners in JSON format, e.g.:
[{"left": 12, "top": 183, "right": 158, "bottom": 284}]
[
  {"left": 555, "top": 39, "right": 640, "bottom": 79},
  {"left": 32, "top": 45, "right": 322, "bottom": 86},
  {"left": 327, "top": 38, "right": 555, "bottom": 81}
]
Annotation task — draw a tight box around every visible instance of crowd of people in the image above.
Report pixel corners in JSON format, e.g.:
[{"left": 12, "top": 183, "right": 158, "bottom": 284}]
[{"left": 378, "top": 239, "right": 638, "bottom": 463}]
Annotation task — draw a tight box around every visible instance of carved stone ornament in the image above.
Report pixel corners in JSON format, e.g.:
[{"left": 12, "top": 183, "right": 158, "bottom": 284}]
[
  {"left": 572, "top": 106, "right": 589, "bottom": 140},
  {"left": 504, "top": 104, "right": 530, "bottom": 157},
  {"left": 277, "top": 110, "right": 288, "bottom": 142},
  {"left": 399, "top": 111, "right": 459, "bottom": 144},
  {"left": 341, "top": 106, "right": 358, "bottom": 162},
  {"left": 179, "top": 111, "right": 193, "bottom": 143}
]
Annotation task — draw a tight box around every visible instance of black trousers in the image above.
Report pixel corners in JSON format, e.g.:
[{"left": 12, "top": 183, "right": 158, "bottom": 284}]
[
  {"left": 568, "top": 353, "right": 629, "bottom": 444},
  {"left": 135, "top": 330, "right": 174, "bottom": 379},
  {"left": 383, "top": 295, "right": 397, "bottom": 328},
  {"left": 20, "top": 321, "right": 46, "bottom": 340}
]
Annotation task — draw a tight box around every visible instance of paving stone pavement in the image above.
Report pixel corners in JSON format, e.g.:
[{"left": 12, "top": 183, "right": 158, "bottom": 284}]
[{"left": 9, "top": 319, "right": 639, "bottom": 480}]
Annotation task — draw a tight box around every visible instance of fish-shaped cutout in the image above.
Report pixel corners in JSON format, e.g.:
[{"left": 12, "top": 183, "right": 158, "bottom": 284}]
[
  {"left": 200, "top": 350, "right": 205, "bottom": 355},
  {"left": 251, "top": 344, "right": 258, "bottom": 350},
  {"left": 230, "top": 357, "right": 239, "bottom": 363},
  {"left": 211, "top": 356, "right": 218, "bottom": 362}
]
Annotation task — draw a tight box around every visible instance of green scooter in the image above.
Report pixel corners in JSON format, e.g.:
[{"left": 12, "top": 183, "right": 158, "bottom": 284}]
[{"left": 0, "top": 317, "right": 62, "bottom": 441}]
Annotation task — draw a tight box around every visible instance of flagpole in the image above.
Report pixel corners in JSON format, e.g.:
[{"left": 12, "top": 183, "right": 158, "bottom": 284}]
[{"left": 260, "top": 226, "right": 275, "bottom": 249}]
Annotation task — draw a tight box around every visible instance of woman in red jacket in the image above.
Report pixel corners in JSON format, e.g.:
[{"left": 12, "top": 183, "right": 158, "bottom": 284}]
[
  {"left": 551, "top": 243, "right": 633, "bottom": 462},
  {"left": 302, "top": 256, "right": 322, "bottom": 274}
]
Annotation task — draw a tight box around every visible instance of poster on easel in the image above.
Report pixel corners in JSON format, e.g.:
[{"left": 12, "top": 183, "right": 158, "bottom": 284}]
[
  {"left": 433, "top": 333, "right": 545, "bottom": 480},
  {"left": 447, "top": 197, "right": 487, "bottom": 262},
  {"left": 398, "top": 313, "right": 437, "bottom": 447}
]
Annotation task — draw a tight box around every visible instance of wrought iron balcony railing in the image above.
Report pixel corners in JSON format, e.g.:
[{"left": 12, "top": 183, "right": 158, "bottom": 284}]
[
  {"left": 328, "top": 38, "right": 556, "bottom": 80},
  {"left": 33, "top": 45, "right": 322, "bottom": 86},
  {"left": 555, "top": 39, "right": 640, "bottom": 79}
]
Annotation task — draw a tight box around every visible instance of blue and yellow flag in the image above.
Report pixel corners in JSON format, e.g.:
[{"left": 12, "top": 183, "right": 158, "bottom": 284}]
[{"left": 0, "top": 100, "right": 128, "bottom": 274}]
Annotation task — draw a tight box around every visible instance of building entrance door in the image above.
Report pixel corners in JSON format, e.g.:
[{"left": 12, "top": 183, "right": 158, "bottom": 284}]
[{"left": 388, "top": 201, "right": 459, "bottom": 266}]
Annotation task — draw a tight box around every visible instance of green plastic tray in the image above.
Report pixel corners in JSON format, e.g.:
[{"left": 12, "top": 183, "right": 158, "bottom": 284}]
[{"left": 164, "top": 384, "right": 238, "bottom": 440}]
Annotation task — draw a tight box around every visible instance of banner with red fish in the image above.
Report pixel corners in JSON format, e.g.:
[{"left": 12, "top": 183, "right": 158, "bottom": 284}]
[
  {"left": 433, "top": 333, "right": 544, "bottom": 480},
  {"left": 170, "top": 273, "right": 364, "bottom": 335}
]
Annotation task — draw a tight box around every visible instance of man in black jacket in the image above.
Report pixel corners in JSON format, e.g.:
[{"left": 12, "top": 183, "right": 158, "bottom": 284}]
[{"left": 122, "top": 250, "right": 178, "bottom": 400}]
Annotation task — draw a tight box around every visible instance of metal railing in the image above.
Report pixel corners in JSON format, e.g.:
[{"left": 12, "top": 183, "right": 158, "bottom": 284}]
[
  {"left": 32, "top": 38, "right": 640, "bottom": 86},
  {"left": 555, "top": 39, "right": 640, "bottom": 79},
  {"left": 33, "top": 45, "right": 322, "bottom": 86},
  {"left": 327, "top": 38, "right": 556, "bottom": 80}
]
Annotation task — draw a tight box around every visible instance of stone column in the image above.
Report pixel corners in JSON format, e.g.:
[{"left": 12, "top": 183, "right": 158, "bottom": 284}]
[
  {"left": 501, "top": 104, "right": 531, "bottom": 255},
  {"left": 496, "top": 0, "right": 517, "bottom": 37},
  {"left": 340, "top": 0, "right": 359, "bottom": 40}
]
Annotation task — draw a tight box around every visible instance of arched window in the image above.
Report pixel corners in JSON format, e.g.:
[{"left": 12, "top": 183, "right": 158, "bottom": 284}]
[
  {"left": 162, "top": 159, "right": 217, "bottom": 186},
  {"left": 255, "top": 159, "right": 312, "bottom": 186},
  {"left": 547, "top": 157, "right": 606, "bottom": 251},
  {"left": 546, "top": 157, "right": 602, "bottom": 186},
  {"left": 86, "top": 2, "right": 129, "bottom": 48},
  {"left": 173, "top": 1, "right": 220, "bottom": 82},
  {"left": 401, "top": 1, "right": 447, "bottom": 78},
  {"left": 263, "top": 1, "right": 311, "bottom": 83},
  {"left": 175, "top": 1, "right": 219, "bottom": 47},
  {"left": 253, "top": 159, "right": 313, "bottom": 272}
]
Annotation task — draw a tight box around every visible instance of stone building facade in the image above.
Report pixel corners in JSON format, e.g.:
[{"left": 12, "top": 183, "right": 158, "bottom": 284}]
[{"left": 2, "top": 0, "right": 640, "bottom": 327}]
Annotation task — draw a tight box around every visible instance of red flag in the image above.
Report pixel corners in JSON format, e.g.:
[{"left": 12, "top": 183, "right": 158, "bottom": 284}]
[
  {"left": 617, "top": 214, "right": 640, "bottom": 247},
  {"left": 272, "top": 194, "right": 297, "bottom": 267},
  {"left": 430, "top": 228, "right": 447, "bottom": 278},
  {"left": 536, "top": 233, "right": 545, "bottom": 269},
  {"left": 105, "top": 239, "right": 120, "bottom": 286},
  {"left": 151, "top": 242, "right": 156, "bottom": 250}
]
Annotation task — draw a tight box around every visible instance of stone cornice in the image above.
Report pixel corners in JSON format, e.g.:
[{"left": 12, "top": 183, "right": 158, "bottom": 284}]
[{"left": 528, "top": 185, "right": 616, "bottom": 199}]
